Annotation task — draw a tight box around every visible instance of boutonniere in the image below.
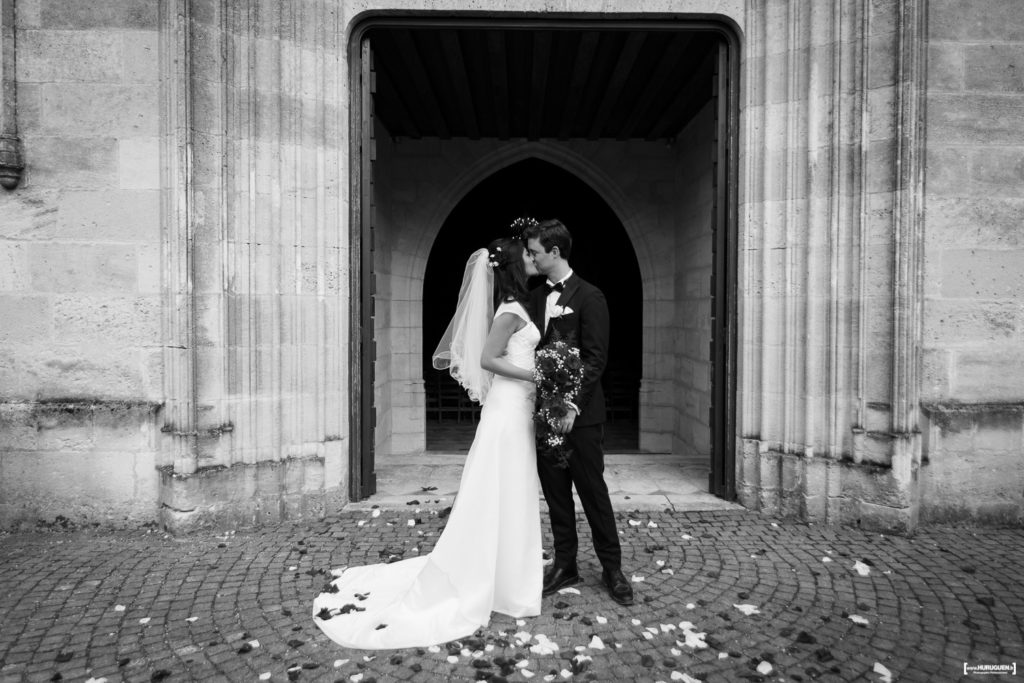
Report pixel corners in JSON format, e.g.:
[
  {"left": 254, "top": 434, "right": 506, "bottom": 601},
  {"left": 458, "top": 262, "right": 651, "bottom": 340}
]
[{"left": 549, "top": 304, "right": 574, "bottom": 319}]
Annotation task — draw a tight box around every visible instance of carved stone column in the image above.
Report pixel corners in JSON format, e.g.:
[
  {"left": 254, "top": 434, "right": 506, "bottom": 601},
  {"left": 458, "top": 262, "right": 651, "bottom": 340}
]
[
  {"left": 738, "top": 0, "right": 926, "bottom": 532},
  {"left": 0, "top": 0, "right": 23, "bottom": 189}
]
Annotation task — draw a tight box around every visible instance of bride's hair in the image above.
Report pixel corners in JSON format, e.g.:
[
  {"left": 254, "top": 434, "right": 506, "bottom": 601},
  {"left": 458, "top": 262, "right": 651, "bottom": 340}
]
[{"left": 486, "top": 237, "right": 530, "bottom": 307}]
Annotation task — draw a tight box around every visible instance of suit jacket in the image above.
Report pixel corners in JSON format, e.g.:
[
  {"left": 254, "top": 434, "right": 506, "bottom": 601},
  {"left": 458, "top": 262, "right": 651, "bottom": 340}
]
[{"left": 529, "top": 273, "right": 609, "bottom": 428}]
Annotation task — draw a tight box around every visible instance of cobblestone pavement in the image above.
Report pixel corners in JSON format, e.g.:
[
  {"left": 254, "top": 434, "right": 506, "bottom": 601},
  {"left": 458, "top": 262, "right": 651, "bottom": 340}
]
[{"left": 1, "top": 509, "right": 1022, "bottom": 683}]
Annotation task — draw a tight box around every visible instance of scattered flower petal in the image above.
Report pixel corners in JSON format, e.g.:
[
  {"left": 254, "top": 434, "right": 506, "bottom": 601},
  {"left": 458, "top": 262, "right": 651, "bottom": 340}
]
[
  {"left": 647, "top": 521, "right": 658, "bottom": 528},
  {"left": 596, "top": 615, "right": 608, "bottom": 624},
  {"left": 631, "top": 574, "right": 646, "bottom": 583},
  {"left": 642, "top": 632, "right": 654, "bottom": 640},
  {"left": 357, "top": 520, "right": 366, "bottom": 526},
  {"left": 628, "top": 519, "right": 641, "bottom": 527},
  {"left": 671, "top": 648, "right": 681, "bottom": 656},
  {"left": 874, "top": 662, "right": 893, "bottom": 683},
  {"left": 631, "top": 618, "right": 642, "bottom": 626},
  {"left": 371, "top": 509, "right": 381, "bottom": 518},
  {"left": 733, "top": 604, "right": 760, "bottom": 616},
  {"left": 85, "top": 678, "right": 108, "bottom": 683},
  {"left": 757, "top": 661, "right": 773, "bottom": 675},
  {"left": 662, "top": 567, "right": 675, "bottom": 575},
  {"left": 138, "top": 617, "right": 151, "bottom": 625},
  {"left": 428, "top": 645, "right": 440, "bottom": 653},
  {"left": 560, "top": 669, "right": 573, "bottom": 678},
  {"left": 350, "top": 674, "right": 364, "bottom": 683},
  {"left": 822, "top": 557, "right": 832, "bottom": 563},
  {"left": 521, "top": 670, "right": 535, "bottom": 679},
  {"left": 334, "top": 659, "right": 349, "bottom": 667},
  {"left": 718, "top": 652, "right": 729, "bottom": 659},
  {"left": 248, "top": 639, "right": 260, "bottom": 648},
  {"left": 853, "top": 560, "right": 872, "bottom": 576},
  {"left": 517, "top": 660, "right": 530, "bottom": 668},
  {"left": 646, "top": 627, "right": 659, "bottom": 635},
  {"left": 588, "top": 636, "right": 605, "bottom": 649},
  {"left": 407, "top": 520, "right": 415, "bottom": 527},
  {"left": 517, "top": 619, "right": 527, "bottom": 626},
  {"left": 114, "top": 605, "right": 126, "bottom": 612},
  {"left": 557, "top": 587, "right": 581, "bottom": 595},
  {"left": 259, "top": 674, "right": 271, "bottom": 681},
  {"left": 186, "top": 616, "right": 198, "bottom": 623},
  {"left": 660, "top": 624, "right": 676, "bottom": 633},
  {"left": 681, "top": 534, "right": 693, "bottom": 540},
  {"left": 288, "top": 566, "right": 297, "bottom": 571},
  {"left": 849, "top": 614, "right": 870, "bottom": 625},
  {"left": 686, "top": 603, "right": 695, "bottom": 610},
  {"left": 447, "top": 656, "right": 459, "bottom": 664},
  {"left": 671, "top": 673, "right": 701, "bottom": 683}
]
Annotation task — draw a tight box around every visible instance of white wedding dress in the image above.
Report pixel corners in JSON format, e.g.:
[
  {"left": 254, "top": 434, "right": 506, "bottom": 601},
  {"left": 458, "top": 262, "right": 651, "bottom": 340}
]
[{"left": 313, "top": 302, "right": 543, "bottom": 649}]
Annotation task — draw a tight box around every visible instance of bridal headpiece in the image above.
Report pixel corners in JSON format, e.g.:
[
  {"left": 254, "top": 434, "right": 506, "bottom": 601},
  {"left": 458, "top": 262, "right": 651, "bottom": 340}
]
[{"left": 509, "top": 216, "right": 539, "bottom": 239}]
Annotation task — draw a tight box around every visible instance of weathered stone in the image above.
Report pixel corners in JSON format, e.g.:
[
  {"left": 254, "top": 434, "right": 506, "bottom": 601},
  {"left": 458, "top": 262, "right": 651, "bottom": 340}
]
[
  {"left": 39, "top": 84, "right": 159, "bottom": 136},
  {"left": 56, "top": 189, "right": 160, "bottom": 240},
  {"left": 940, "top": 249, "right": 1024, "bottom": 299},
  {"left": 29, "top": 243, "right": 138, "bottom": 293},
  {"left": 39, "top": 0, "right": 158, "bottom": 30},
  {"left": 18, "top": 30, "right": 123, "bottom": 82}
]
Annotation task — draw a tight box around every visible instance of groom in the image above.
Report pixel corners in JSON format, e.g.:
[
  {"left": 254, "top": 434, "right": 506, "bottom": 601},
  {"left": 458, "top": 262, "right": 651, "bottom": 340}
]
[{"left": 523, "top": 219, "right": 634, "bottom": 607}]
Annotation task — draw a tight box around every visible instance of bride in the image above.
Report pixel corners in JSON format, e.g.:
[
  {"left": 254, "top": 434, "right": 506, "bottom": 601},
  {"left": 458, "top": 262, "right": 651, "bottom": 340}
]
[{"left": 312, "top": 236, "right": 543, "bottom": 649}]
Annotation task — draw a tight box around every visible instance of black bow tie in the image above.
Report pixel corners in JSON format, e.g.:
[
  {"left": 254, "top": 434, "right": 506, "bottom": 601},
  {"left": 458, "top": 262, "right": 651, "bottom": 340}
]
[{"left": 544, "top": 281, "right": 565, "bottom": 295}]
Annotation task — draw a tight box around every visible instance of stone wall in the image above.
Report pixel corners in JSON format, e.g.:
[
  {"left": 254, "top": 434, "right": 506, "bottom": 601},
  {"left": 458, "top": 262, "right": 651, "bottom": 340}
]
[
  {"left": 919, "top": 0, "right": 1024, "bottom": 524},
  {"left": 672, "top": 102, "right": 715, "bottom": 458},
  {"left": 0, "top": 0, "right": 162, "bottom": 527}
]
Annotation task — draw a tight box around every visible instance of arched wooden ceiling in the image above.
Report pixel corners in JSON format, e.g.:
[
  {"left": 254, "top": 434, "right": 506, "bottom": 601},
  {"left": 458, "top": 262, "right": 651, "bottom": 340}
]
[{"left": 368, "top": 27, "right": 719, "bottom": 141}]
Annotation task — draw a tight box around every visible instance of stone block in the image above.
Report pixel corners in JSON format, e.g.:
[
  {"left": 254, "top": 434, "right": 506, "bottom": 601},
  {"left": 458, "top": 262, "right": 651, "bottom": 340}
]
[
  {"left": 924, "top": 197, "right": 1024, "bottom": 248},
  {"left": 0, "top": 295, "right": 51, "bottom": 343},
  {"left": 52, "top": 295, "right": 160, "bottom": 346},
  {"left": 57, "top": 189, "right": 160, "bottom": 241},
  {"left": 929, "top": 94, "right": 1024, "bottom": 147},
  {"left": 39, "top": 84, "right": 159, "bottom": 136},
  {"left": 941, "top": 249, "right": 1024, "bottom": 299},
  {"left": 929, "top": 0, "right": 1024, "bottom": 42},
  {"left": 18, "top": 30, "right": 123, "bottom": 82},
  {"left": 854, "top": 501, "right": 914, "bottom": 535},
  {"left": 923, "top": 299, "right": 1018, "bottom": 346},
  {"left": 26, "top": 136, "right": 118, "bottom": 189},
  {"left": 964, "top": 45, "right": 1024, "bottom": 93},
  {"left": 840, "top": 459, "right": 913, "bottom": 508},
  {"left": 30, "top": 243, "right": 138, "bottom": 293},
  {"left": 40, "top": 0, "right": 159, "bottom": 30},
  {"left": 928, "top": 48, "right": 962, "bottom": 93},
  {"left": 118, "top": 139, "right": 161, "bottom": 190},
  {"left": 123, "top": 30, "right": 159, "bottom": 83}
]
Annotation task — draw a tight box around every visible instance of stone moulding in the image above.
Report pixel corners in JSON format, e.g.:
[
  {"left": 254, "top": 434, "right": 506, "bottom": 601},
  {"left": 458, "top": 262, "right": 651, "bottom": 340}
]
[{"left": 0, "top": 0, "right": 23, "bottom": 189}]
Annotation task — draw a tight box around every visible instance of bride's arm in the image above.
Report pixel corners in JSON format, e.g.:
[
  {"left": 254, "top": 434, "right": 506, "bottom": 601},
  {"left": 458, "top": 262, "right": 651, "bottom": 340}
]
[{"left": 481, "top": 313, "right": 534, "bottom": 382}]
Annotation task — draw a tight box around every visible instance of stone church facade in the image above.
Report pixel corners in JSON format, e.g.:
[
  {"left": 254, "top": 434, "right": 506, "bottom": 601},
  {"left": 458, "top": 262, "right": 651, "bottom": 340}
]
[{"left": 1, "top": 0, "right": 1021, "bottom": 533}]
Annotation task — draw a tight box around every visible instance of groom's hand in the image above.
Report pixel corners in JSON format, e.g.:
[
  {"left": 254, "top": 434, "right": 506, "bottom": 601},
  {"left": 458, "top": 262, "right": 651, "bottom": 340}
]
[{"left": 557, "top": 409, "right": 578, "bottom": 434}]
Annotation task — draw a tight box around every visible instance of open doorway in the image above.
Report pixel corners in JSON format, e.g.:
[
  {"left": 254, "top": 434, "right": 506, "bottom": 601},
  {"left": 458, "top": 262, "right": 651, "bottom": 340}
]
[
  {"left": 422, "top": 158, "right": 642, "bottom": 452},
  {"left": 349, "top": 17, "right": 738, "bottom": 503}
]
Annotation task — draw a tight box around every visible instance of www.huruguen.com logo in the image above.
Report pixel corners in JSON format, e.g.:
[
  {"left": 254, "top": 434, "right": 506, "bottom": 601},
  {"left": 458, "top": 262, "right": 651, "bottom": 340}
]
[{"left": 964, "top": 662, "right": 1017, "bottom": 675}]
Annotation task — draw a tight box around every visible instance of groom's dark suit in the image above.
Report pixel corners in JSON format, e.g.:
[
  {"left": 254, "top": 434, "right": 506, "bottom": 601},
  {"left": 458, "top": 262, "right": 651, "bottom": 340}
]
[{"left": 530, "top": 273, "right": 622, "bottom": 572}]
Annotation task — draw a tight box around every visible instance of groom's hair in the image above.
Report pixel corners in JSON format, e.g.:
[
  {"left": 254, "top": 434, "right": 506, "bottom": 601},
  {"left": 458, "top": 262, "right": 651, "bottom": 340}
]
[{"left": 522, "top": 219, "right": 572, "bottom": 260}]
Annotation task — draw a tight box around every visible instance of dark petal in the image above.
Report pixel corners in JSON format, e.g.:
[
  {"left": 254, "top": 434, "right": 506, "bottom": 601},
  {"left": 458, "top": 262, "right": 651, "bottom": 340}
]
[{"left": 54, "top": 652, "right": 73, "bottom": 663}]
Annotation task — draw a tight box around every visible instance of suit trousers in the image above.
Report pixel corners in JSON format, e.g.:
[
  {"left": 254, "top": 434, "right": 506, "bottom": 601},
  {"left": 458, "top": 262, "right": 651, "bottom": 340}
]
[{"left": 537, "top": 423, "right": 621, "bottom": 571}]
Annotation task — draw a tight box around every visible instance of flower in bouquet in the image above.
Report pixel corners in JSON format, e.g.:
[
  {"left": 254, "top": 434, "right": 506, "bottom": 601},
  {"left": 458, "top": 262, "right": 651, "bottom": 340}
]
[{"left": 533, "top": 339, "right": 585, "bottom": 468}]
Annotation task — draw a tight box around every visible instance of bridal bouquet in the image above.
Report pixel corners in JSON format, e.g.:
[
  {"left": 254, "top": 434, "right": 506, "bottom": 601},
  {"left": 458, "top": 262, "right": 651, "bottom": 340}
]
[{"left": 533, "top": 340, "right": 585, "bottom": 468}]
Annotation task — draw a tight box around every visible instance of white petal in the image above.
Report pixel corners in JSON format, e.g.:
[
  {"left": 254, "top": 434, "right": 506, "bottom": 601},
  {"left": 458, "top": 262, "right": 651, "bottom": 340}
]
[
  {"left": 681, "top": 534, "right": 693, "bottom": 540},
  {"left": 642, "top": 632, "right": 654, "bottom": 640},
  {"left": 628, "top": 519, "right": 641, "bottom": 526},
  {"left": 671, "top": 648, "right": 681, "bottom": 656},
  {"left": 516, "top": 659, "right": 530, "bottom": 668},
  {"left": 447, "top": 656, "right": 459, "bottom": 664},
  {"left": 646, "top": 627, "right": 659, "bottom": 635},
  {"left": 647, "top": 521, "right": 658, "bottom": 528},
  {"left": 849, "top": 614, "right": 870, "bottom": 625},
  {"left": 560, "top": 669, "right": 573, "bottom": 678},
  {"left": 873, "top": 662, "right": 893, "bottom": 683},
  {"left": 138, "top": 617, "right": 151, "bottom": 624},
  {"left": 521, "top": 670, "right": 535, "bottom": 679},
  {"left": 248, "top": 639, "right": 260, "bottom": 648},
  {"left": 821, "top": 557, "right": 832, "bottom": 563},
  {"left": 259, "top": 674, "right": 272, "bottom": 681},
  {"left": 288, "top": 566, "right": 297, "bottom": 571},
  {"left": 853, "top": 560, "right": 871, "bottom": 576},
  {"left": 557, "top": 587, "right": 581, "bottom": 595},
  {"left": 686, "top": 603, "right": 695, "bottom": 610},
  {"left": 114, "top": 605, "right": 126, "bottom": 612},
  {"left": 733, "top": 604, "right": 760, "bottom": 615},
  {"left": 588, "top": 636, "right": 605, "bottom": 649},
  {"left": 756, "top": 661, "right": 773, "bottom": 675},
  {"left": 631, "top": 575, "right": 645, "bottom": 583},
  {"left": 350, "top": 675, "right": 363, "bottom": 683},
  {"left": 656, "top": 560, "right": 665, "bottom": 566},
  {"left": 357, "top": 520, "right": 366, "bottom": 526},
  {"left": 371, "top": 509, "right": 381, "bottom": 517},
  {"left": 631, "top": 618, "right": 642, "bottom": 626},
  {"left": 334, "top": 659, "right": 350, "bottom": 667},
  {"left": 428, "top": 645, "right": 440, "bottom": 653},
  {"left": 596, "top": 615, "right": 608, "bottom": 624},
  {"left": 718, "top": 652, "right": 729, "bottom": 659},
  {"left": 485, "top": 644, "right": 494, "bottom": 652},
  {"left": 407, "top": 520, "right": 415, "bottom": 527},
  {"left": 662, "top": 568, "right": 675, "bottom": 575},
  {"left": 517, "top": 619, "right": 527, "bottom": 626},
  {"left": 185, "top": 616, "right": 198, "bottom": 623},
  {"left": 660, "top": 624, "right": 676, "bottom": 633}
]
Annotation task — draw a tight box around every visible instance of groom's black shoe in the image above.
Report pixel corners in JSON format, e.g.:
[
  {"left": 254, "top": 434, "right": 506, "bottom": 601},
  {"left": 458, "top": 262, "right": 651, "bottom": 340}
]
[
  {"left": 542, "top": 564, "right": 581, "bottom": 596},
  {"left": 601, "top": 568, "right": 634, "bottom": 606}
]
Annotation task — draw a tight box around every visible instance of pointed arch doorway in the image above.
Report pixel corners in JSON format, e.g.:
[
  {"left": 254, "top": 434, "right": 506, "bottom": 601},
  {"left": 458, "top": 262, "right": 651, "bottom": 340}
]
[
  {"left": 422, "top": 159, "right": 642, "bottom": 452},
  {"left": 349, "top": 16, "right": 739, "bottom": 507}
]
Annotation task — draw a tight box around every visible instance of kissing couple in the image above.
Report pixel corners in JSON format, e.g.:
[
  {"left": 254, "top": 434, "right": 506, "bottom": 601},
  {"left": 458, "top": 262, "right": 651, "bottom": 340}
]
[{"left": 313, "top": 219, "right": 633, "bottom": 650}]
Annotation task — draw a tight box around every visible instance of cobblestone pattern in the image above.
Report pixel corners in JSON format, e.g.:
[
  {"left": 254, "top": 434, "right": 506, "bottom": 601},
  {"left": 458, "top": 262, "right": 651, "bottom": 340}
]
[{"left": 1, "top": 509, "right": 1021, "bottom": 682}]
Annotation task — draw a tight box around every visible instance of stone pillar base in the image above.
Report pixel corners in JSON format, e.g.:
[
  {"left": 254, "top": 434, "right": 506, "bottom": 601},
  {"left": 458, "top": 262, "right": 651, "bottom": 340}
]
[{"left": 158, "top": 457, "right": 339, "bottom": 533}]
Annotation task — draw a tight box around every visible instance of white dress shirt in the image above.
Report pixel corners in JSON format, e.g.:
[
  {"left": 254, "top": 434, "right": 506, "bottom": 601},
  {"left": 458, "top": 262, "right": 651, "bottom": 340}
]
[{"left": 544, "top": 269, "right": 573, "bottom": 331}]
